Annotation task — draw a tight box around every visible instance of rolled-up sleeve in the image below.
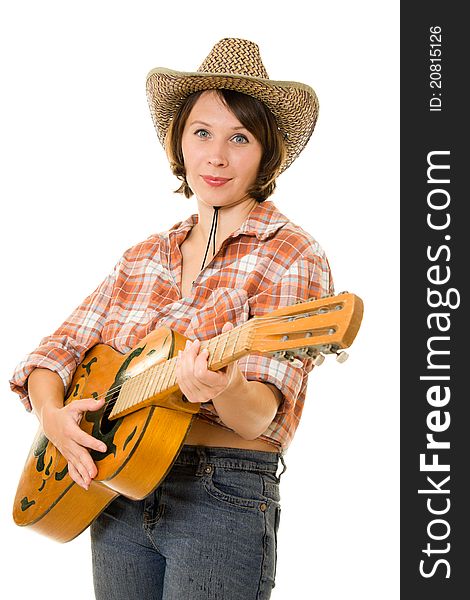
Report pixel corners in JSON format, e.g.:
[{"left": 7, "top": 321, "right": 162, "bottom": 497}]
[
  {"left": 10, "top": 265, "right": 118, "bottom": 411},
  {"left": 237, "top": 247, "right": 334, "bottom": 415}
]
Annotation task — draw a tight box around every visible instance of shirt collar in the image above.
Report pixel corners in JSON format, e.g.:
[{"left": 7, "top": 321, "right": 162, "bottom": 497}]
[{"left": 168, "top": 201, "right": 289, "bottom": 242}]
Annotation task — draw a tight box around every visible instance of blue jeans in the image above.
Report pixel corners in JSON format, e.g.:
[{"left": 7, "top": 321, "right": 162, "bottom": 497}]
[{"left": 91, "top": 445, "right": 286, "bottom": 599}]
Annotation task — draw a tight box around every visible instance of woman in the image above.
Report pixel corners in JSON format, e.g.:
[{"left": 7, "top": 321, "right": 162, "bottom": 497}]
[{"left": 11, "top": 38, "right": 333, "bottom": 599}]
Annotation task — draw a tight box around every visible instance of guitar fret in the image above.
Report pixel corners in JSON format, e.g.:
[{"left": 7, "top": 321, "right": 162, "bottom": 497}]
[
  {"left": 168, "top": 357, "right": 177, "bottom": 388},
  {"left": 161, "top": 359, "right": 173, "bottom": 393},
  {"left": 129, "top": 376, "right": 140, "bottom": 408},
  {"left": 153, "top": 364, "right": 164, "bottom": 396},
  {"left": 131, "top": 372, "right": 145, "bottom": 408},
  {"left": 120, "top": 376, "right": 135, "bottom": 411},
  {"left": 143, "top": 366, "right": 156, "bottom": 404},
  {"left": 116, "top": 379, "right": 129, "bottom": 412},
  {"left": 233, "top": 326, "right": 242, "bottom": 355},
  {"left": 154, "top": 362, "right": 166, "bottom": 395},
  {"left": 220, "top": 332, "right": 230, "bottom": 364},
  {"left": 212, "top": 335, "right": 221, "bottom": 364},
  {"left": 135, "top": 371, "right": 147, "bottom": 406},
  {"left": 170, "top": 356, "right": 178, "bottom": 388},
  {"left": 145, "top": 365, "right": 158, "bottom": 400}
]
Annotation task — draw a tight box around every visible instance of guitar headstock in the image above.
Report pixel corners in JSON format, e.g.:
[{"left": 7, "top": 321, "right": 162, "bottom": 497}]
[{"left": 248, "top": 292, "right": 363, "bottom": 365}]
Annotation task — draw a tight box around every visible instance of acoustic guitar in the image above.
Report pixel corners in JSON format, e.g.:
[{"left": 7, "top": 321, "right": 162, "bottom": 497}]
[{"left": 13, "top": 292, "right": 363, "bottom": 542}]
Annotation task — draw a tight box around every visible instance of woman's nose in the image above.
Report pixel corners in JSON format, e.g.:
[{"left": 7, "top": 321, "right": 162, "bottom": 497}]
[{"left": 207, "top": 143, "right": 228, "bottom": 167}]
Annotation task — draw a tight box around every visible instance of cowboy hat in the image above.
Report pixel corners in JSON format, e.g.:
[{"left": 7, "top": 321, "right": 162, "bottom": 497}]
[{"left": 146, "top": 38, "right": 319, "bottom": 173}]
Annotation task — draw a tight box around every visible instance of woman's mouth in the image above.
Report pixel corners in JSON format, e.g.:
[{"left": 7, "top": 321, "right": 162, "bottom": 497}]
[{"left": 201, "top": 175, "right": 231, "bottom": 187}]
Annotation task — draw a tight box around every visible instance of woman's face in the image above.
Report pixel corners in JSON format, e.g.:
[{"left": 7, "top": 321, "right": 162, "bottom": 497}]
[{"left": 181, "top": 91, "right": 263, "bottom": 208}]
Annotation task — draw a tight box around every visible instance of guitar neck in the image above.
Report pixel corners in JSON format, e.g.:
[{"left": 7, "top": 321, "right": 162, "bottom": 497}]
[
  {"left": 108, "top": 292, "right": 363, "bottom": 419},
  {"left": 110, "top": 322, "right": 253, "bottom": 418}
]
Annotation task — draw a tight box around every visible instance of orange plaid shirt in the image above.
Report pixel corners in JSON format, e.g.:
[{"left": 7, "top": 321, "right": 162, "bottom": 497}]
[{"left": 10, "top": 201, "right": 333, "bottom": 450}]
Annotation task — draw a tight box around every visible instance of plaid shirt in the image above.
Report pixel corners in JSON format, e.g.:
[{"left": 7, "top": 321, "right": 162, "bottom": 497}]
[{"left": 10, "top": 201, "right": 333, "bottom": 450}]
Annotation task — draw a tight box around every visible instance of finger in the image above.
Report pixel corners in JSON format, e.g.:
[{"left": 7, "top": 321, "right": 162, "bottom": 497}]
[
  {"left": 183, "top": 338, "right": 200, "bottom": 358},
  {"left": 178, "top": 374, "right": 205, "bottom": 403},
  {"left": 68, "top": 461, "right": 86, "bottom": 488},
  {"left": 177, "top": 355, "right": 207, "bottom": 403},
  {"left": 68, "top": 460, "right": 91, "bottom": 490},
  {"left": 193, "top": 350, "right": 224, "bottom": 385},
  {"left": 184, "top": 343, "right": 228, "bottom": 395},
  {"left": 66, "top": 397, "right": 105, "bottom": 424},
  {"left": 74, "top": 428, "right": 107, "bottom": 453},
  {"left": 70, "top": 396, "right": 105, "bottom": 414},
  {"left": 61, "top": 436, "right": 99, "bottom": 474},
  {"left": 62, "top": 409, "right": 107, "bottom": 453},
  {"left": 177, "top": 341, "right": 217, "bottom": 402},
  {"left": 221, "top": 321, "right": 234, "bottom": 333},
  {"left": 178, "top": 343, "right": 198, "bottom": 380}
]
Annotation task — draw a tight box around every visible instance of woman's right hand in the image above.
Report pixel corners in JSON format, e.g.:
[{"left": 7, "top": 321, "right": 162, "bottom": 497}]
[{"left": 41, "top": 397, "right": 107, "bottom": 490}]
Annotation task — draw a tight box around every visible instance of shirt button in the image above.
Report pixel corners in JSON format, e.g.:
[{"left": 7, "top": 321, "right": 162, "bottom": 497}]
[
  {"left": 204, "top": 465, "right": 213, "bottom": 474},
  {"left": 259, "top": 502, "right": 268, "bottom": 512}
]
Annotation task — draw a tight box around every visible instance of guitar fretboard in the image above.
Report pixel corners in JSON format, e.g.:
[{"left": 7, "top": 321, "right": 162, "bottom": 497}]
[{"left": 111, "top": 324, "right": 252, "bottom": 416}]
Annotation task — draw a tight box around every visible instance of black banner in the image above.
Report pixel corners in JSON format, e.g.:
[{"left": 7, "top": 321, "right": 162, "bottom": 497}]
[{"left": 401, "top": 3, "right": 468, "bottom": 598}]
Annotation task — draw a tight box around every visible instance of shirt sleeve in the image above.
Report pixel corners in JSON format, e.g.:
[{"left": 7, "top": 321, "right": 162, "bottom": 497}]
[
  {"left": 9, "top": 262, "right": 120, "bottom": 411},
  {"left": 237, "top": 246, "right": 334, "bottom": 415}
]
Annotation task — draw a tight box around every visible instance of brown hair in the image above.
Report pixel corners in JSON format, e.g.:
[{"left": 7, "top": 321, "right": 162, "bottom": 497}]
[{"left": 165, "top": 89, "right": 287, "bottom": 202}]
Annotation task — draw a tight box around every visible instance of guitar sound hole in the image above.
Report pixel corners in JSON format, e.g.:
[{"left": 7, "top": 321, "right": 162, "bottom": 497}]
[{"left": 100, "top": 389, "right": 119, "bottom": 435}]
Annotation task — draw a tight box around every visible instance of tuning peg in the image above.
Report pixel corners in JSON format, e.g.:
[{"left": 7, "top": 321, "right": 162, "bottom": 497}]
[
  {"left": 304, "top": 347, "right": 317, "bottom": 358},
  {"left": 278, "top": 351, "right": 302, "bottom": 367},
  {"left": 335, "top": 351, "right": 349, "bottom": 363},
  {"left": 313, "top": 354, "right": 325, "bottom": 366}
]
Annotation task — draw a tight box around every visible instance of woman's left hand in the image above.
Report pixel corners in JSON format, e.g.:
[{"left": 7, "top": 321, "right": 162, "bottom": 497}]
[{"left": 176, "top": 322, "right": 241, "bottom": 403}]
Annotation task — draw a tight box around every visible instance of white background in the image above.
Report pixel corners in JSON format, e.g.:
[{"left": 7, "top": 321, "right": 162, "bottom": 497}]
[{"left": 0, "top": 1, "right": 399, "bottom": 598}]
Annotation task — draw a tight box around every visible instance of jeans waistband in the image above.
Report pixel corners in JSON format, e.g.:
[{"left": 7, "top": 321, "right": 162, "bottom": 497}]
[{"left": 174, "top": 445, "right": 287, "bottom": 477}]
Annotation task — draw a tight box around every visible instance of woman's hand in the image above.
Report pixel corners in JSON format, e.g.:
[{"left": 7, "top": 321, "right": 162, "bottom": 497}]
[
  {"left": 176, "top": 322, "right": 241, "bottom": 404},
  {"left": 41, "top": 397, "right": 107, "bottom": 490}
]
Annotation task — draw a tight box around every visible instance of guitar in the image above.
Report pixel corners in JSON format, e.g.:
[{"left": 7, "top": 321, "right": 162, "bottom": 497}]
[{"left": 13, "top": 292, "right": 363, "bottom": 542}]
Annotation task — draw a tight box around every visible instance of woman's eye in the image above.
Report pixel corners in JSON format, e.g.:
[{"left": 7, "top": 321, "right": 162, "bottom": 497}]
[
  {"left": 232, "top": 134, "right": 248, "bottom": 144},
  {"left": 195, "top": 129, "right": 210, "bottom": 138}
]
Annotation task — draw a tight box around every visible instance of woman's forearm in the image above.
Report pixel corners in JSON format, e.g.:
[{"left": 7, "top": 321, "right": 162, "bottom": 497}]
[
  {"left": 27, "top": 368, "right": 65, "bottom": 424},
  {"left": 212, "top": 367, "right": 282, "bottom": 440}
]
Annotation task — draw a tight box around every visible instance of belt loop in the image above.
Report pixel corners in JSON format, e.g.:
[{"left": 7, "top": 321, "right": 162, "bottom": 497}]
[
  {"left": 277, "top": 452, "right": 287, "bottom": 481},
  {"left": 195, "top": 446, "right": 207, "bottom": 476}
]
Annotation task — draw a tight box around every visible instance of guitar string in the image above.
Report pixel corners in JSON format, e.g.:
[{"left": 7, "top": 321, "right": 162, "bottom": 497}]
[{"left": 80, "top": 309, "right": 333, "bottom": 412}]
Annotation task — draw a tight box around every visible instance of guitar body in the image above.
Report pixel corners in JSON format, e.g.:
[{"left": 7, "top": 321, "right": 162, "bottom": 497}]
[{"left": 13, "top": 326, "right": 198, "bottom": 543}]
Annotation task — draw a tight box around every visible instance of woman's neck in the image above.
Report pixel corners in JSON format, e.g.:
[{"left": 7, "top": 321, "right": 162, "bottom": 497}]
[{"left": 192, "top": 197, "right": 259, "bottom": 248}]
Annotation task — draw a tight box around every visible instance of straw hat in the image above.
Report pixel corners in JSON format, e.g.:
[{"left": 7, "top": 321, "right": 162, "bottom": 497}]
[{"left": 146, "top": 38, "right": 319, "bottom": 173}]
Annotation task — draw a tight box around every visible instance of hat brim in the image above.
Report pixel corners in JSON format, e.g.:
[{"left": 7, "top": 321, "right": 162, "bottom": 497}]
[{"left": 146, "top": 67, "right": 319, "bottom": 173}]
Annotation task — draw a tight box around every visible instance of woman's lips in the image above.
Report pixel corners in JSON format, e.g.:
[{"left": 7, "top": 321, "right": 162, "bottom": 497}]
[{"left": 201, "top": 175, "right": 231, "bottom": 187}]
